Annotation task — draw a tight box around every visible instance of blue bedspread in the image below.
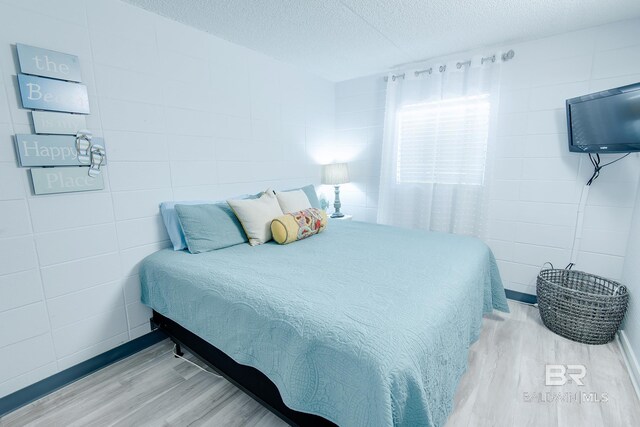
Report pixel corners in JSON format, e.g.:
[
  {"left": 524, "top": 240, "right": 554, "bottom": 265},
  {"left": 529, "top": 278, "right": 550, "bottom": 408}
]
[{"left": 140, "top": 221, "right": 508, "bottom": 427}]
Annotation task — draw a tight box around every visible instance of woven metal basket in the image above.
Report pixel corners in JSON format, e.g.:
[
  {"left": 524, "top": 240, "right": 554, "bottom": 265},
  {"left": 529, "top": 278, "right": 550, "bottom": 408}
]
[{"left": 536, "top": 268, "right": 629, "bottom": 345}]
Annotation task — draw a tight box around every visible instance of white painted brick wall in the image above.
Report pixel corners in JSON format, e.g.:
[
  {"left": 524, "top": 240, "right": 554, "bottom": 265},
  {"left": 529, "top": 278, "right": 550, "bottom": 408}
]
[
  {"left": 329, "top": 75, "right": 387, "bottom": 222},
  {"left": 0, "top": 0, "right": 334, "bottom": 397},
  {"left": 1, "top": 0, "right": 639, "bottom": 401},
  {"left": 334, "top": 18, "right": 640, "bottom": 296},
  {"left": 622, "top": 178, "right": 640, "bottom": 383}
]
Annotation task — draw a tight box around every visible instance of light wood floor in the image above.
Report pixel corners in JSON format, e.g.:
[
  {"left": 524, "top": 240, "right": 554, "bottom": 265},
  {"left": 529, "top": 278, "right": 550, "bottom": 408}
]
[{"left": 2, "top": 301, "right": 639, "bottom": 426}]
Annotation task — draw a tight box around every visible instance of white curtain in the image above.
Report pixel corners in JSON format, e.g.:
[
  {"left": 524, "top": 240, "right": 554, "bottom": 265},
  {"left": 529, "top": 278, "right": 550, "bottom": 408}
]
[{"left": 377, "top": 56, "right": 502, "bottom": 237}]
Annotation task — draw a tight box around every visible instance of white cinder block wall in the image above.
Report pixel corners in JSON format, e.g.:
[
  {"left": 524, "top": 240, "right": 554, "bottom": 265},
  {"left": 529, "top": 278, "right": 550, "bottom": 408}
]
[
  {"left": 334, "top": 18, "right": 640, "bottom": 296},
  {"left": 0, "top": 0, "right": 334, "bottom": 397},
  {"left": 622, "top": 185, "right": 640, "bottom": 387},
  {"left": 330, "top": 77, "right": 386, "bottom": 222},
  {"left": 1, "top": 0, "right": 639, "bottom": 401}
]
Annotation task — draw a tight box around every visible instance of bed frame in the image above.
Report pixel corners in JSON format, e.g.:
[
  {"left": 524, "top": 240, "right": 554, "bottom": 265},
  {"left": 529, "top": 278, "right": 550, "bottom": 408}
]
[{"left": 151, "top": 311, "right": 336, "bottom": 427}]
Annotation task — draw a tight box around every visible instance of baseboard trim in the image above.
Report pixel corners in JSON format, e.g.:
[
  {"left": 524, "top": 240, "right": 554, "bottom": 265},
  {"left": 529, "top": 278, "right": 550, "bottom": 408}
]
[
  {"left": 0, "top": 329, "right": 166, "bottom": 418},
  {"left": 617, "top": 330, "right": 640, "bottom": 401},
  {"left": 505, "top": 289, "right": 537, "bottom": 305}
]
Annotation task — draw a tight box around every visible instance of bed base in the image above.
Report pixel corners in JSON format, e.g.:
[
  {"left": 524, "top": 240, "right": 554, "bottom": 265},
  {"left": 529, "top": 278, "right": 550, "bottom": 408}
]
[{"left": 151, "top": 311, "right": 336, "bottom": 427}]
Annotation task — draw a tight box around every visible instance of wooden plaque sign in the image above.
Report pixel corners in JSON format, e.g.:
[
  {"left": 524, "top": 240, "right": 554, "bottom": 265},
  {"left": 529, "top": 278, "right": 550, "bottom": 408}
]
[
  {"left": 30, "top": 167, "right": 104, "bottom": 195},
  {"left": 15, "top": 134, "right": 106, "bottom": 167},
  {"left": 18, "top": 74, "right": 90, "bottom": 114},
  {"left": 32, "top": 111, "right": 87, "bottom": 135},
  {"left": 17, "top": 43, "right": 82, "bottom": 82}
]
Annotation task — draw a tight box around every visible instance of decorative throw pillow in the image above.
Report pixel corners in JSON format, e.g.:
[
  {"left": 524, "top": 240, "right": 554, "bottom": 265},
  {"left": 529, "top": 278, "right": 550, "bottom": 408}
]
[
  {"left": 175, "top": 203, "right": 248, "bottom": 254},
  {"left": 160, "top": 200, "right": 210, "bottom": 250},
  {"left": 270, "top": 208, "right": 328, "bottom": 245},
  {"left": 283, "top": 184, "right": 321, "bottom": 209},
  {"left": 275, "top": 189, "right": 312, "bottom": 213},
  {"left": 160, "top": 193, "right": 261, "bottom": 251},
  {"left": 227, "top": 189, "right": 284, "bottom": 246}
]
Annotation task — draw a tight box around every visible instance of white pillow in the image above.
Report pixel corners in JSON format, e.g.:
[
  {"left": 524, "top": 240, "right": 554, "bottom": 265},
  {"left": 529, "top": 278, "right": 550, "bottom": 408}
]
[
  {"left": 275, "top": 189, "right": 312, "bottom": 213},
  {"left": 227, "top": 189, "right": 283, "bottom": 246}
]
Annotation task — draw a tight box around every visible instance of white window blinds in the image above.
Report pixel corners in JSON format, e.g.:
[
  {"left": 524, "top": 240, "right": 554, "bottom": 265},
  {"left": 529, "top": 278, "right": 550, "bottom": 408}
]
[{"left": 396, "top": 94, "right": 491, "bottom": 186}]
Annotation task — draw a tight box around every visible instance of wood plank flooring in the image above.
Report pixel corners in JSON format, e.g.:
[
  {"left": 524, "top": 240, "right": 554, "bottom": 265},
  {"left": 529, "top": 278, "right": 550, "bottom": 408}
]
[
  {"left": 2, "top": 301, "right": 638, "bottom": 426},
  {"left": 446, "top": 301, "right": 640, "bottom": 427}
]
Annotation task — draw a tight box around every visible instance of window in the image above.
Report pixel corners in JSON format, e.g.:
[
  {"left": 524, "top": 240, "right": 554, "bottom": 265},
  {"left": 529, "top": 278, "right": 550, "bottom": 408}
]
[{"left": 396, "top": 94, "right": 491, "bottom": 185}]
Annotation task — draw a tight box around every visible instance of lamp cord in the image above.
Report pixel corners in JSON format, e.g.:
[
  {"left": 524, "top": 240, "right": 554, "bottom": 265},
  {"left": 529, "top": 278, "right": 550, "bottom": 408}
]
[{"left": 172, "top": 344, "right": 222, "bottom": 378}]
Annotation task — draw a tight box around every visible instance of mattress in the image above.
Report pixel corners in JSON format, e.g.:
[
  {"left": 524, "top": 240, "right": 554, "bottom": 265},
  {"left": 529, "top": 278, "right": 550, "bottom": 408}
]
[{"left": 140, "top": 221, "right": 509, "bottom": 427}]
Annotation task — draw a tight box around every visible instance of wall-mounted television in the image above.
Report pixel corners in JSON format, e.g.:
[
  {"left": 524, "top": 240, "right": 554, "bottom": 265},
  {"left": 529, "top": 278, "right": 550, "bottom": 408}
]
[{"left": 566, "top": 82, "right": 640, "bottom": 153}]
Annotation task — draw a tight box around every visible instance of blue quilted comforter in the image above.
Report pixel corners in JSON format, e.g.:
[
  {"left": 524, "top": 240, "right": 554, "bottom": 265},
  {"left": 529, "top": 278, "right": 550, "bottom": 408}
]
[{"left": 140, "top": 221, "right": 508, "bottom": 426}]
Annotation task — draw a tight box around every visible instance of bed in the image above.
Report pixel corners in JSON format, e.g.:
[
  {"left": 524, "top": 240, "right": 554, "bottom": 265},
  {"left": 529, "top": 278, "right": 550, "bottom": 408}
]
[{"left": 141, "top": 220, "right": 509, "bottom": 427}]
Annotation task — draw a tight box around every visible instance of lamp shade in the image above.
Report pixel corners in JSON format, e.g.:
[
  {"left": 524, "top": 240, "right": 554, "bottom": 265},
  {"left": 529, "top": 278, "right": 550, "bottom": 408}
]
[{"left": 321, "top": 162, "right": 350, "bottom": 185}]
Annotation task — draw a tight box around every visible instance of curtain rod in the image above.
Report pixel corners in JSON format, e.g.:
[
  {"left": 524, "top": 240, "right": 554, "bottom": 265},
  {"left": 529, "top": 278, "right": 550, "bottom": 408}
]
[{"left": 384, "top": 49, "right": 515, "bottom": 81}]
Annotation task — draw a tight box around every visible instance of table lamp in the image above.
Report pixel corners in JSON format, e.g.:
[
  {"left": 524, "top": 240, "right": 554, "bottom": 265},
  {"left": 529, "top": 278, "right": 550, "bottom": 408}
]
[{"left": 321, "top": 162, "right": 350, "bottom": 218}]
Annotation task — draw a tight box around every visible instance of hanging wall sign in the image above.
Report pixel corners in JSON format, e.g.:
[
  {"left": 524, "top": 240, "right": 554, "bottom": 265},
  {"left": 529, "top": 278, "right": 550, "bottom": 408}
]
[
  {"left": 17, "top": 43, "right": 82, "bottom": 82},
  {"left": 32, "top": 111, "right": 87, "bottom": 135},
  {"left": 30, "top": 167, "right": 104, "bottom": 195},
  {"left": 18, "top": 74, "right": 90, "bottom": 114},
  {"left": 15, "top": 134, "right": 106, "bottom": 166}
]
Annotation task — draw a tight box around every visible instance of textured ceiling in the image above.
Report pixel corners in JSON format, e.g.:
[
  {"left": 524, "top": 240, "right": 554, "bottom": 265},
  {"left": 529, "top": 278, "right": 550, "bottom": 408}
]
[{"left": 124, "top": 0, "right": 640, "bottom": 81}]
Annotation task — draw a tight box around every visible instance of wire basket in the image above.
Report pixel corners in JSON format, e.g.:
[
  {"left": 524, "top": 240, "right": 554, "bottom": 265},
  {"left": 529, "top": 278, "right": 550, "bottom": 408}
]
[{"left": 536, "top": 268, "right": 629, "bottom": 345}]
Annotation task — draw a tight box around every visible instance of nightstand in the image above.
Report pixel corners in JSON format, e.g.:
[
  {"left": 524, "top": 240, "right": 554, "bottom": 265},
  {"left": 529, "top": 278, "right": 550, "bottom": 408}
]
[{"left": 329, "top": 214, "right": 353, "bottom": 221}]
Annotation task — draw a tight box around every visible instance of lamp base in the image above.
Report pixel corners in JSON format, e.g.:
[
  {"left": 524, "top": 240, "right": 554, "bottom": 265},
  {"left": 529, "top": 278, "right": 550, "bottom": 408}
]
[{"left": 331, "top": 185, "right": 344, "bottom": 218}]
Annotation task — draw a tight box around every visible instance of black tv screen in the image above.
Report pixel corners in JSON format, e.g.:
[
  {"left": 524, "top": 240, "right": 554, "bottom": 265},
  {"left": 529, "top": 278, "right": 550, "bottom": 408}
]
[{"left": 566, "top": 82, "right": 640, "bottom": 153}]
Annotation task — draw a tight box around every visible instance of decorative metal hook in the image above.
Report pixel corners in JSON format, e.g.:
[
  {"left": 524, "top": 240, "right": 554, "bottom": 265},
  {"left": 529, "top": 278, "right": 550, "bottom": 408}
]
[
  {"left": 481, "top": 54, "right": 496, "bottom": 65},
  {"left": 502, "top": 50, "right": 515, "bottom": 61},
  {"left": 415, "top": 68, "right": 432, "bottom": 77}
]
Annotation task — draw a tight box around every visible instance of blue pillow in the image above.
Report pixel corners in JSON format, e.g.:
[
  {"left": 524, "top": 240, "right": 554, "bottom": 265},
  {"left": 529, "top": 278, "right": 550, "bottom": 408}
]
[
  {"left": 160, "top": 200, "right": 209, "bottom": 250},
  {"left": 160, "top": 193, "right": 261, "bottom": 250},
  {"left": 285, "top": 184, "right": 320, "bottom": 209},
  {"left": 175, "top": 203, "right": 248, "bottom": 253}
]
